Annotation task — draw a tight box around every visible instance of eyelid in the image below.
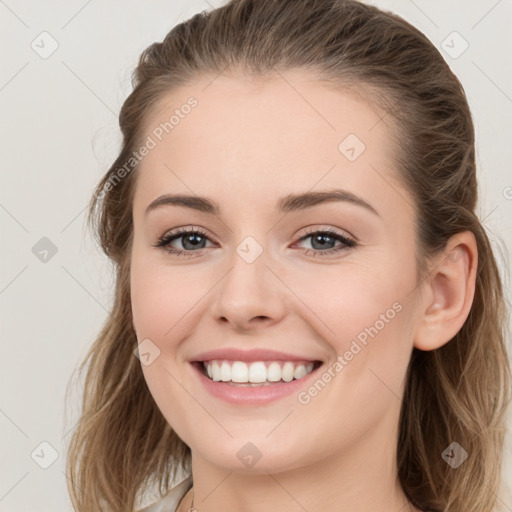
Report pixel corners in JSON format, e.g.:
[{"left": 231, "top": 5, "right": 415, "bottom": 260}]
[
  {"left": 295, "top": 224, "right": 357, "bottom": 242},
  {"left": 159, "top": 225, "right": 213, "bottom": 241},
  {"left": 290, "top": 226, "right": 357, "bottom": 256},
  {"left": 152, "top": 225, "right": 216, "bottom": 251},
  {"left": 154, "top": 224, "right": 357, "bottom": 257},
  {"left": 155, "top": 225, "right": 353, "bottom": 244}
]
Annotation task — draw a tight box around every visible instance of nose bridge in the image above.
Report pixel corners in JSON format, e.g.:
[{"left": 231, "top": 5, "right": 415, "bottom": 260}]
[{"left": 213, "top": 235, "right": 285, "bottom": 327}]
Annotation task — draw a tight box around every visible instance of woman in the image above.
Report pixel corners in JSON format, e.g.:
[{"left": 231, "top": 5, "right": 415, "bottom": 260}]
[{"left": 65, "top": 0, "right": 511, "bottom": 511}]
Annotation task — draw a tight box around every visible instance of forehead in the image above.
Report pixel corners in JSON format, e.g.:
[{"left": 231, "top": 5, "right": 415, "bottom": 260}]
[{"left": 132, "top": 69, "right": 414, "bottom": 223}]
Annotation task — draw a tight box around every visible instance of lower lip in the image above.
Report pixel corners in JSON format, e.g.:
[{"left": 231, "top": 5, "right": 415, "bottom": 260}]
[{"left": 190, "top": 362, "right": 323, "bottom": 405}]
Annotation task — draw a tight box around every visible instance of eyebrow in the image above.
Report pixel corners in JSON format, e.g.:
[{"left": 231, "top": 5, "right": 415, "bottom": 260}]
[{"left": 144, "top": 188, "right": 379, "bottom": 217}]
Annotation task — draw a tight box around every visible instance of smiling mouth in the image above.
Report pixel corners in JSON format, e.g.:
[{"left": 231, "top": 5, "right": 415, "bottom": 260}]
[{"left": 193, "top": 359, "right": 323, "bottom": 386}]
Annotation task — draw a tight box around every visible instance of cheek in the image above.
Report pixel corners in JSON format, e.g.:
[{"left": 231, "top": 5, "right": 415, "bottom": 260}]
[
  {"left": 130, "top": 255, "right": 203, "bottom": 433},
  {"left": 130, "top": 270, "right": 176, "bottom": 343},
  {"left": 291, "top": 260, "right": 415, "bottom": 389},
  {"left": 130, "top": 245, "right": 191, "bottom": 340},
  {"left": 292, "top": 263, "right": 404, "bottom": 343}
]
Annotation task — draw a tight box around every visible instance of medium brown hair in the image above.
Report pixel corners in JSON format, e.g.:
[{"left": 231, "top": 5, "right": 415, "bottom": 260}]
[{"left": 65, "top": 1, "right": 511, "bottom": 510}]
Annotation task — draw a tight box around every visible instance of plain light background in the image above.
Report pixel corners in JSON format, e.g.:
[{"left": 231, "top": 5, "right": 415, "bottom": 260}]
[{"left": 1, "top": 0, "right": 511, "bottom": 510}]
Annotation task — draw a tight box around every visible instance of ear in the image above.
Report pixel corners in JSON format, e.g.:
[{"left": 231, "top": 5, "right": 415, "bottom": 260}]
[{"left": 414, "top": 231, "right": 478, "bottom": 351}]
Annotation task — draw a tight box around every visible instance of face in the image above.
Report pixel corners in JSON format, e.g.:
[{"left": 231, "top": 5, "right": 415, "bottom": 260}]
[{"left": 130, "top": 69, "right": 423, "bottom": 475}]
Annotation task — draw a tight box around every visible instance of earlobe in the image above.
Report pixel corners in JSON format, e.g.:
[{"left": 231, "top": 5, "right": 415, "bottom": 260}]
[{"left": 413, "top": 231, "right": 478, "bottom": 351}]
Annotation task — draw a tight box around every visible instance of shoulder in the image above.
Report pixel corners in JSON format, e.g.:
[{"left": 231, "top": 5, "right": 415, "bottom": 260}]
[{"left": 137, "top": 475, "right": 193, "bottom": 512}]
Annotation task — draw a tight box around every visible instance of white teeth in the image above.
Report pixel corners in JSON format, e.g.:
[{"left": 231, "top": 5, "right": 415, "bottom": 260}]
[
  {"left": 267, "top": 362, "right": 282, "bottom": 382},
  {"left": 248, "top": 361, "right": 266, "bottom": 383},
  {"left": 281, "top": 362, "right": 294, "bottom": 382},
  {"left": 294, "top": 364, "right": 308, "bottom": 380},
  {"left": 220, "top": 361, "right": 231, "bottom": 382},
  {"left": 203, "top": 360, "right": 316, "bottom": 384}
]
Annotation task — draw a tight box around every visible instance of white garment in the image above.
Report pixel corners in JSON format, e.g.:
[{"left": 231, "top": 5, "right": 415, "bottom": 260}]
[{"left": 137, "top": 475, "right": 193, "bottom": 512}]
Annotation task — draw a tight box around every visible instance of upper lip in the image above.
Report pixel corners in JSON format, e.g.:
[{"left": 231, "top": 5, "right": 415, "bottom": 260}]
[{"left": 190, "top": 348, "right": 323, "bottom": 363}]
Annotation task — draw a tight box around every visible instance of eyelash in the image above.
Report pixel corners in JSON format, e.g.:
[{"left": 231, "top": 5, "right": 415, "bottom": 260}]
[{"left": 154, "top": 226, "right": 357, "bottom": 258}]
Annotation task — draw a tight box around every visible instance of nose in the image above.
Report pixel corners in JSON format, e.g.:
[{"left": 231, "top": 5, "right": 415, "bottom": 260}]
[{"left": 211, "top": 247, "right": 287, "bottom": 332}]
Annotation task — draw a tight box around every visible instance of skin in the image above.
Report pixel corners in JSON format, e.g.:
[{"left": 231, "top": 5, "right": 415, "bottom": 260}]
[{"left": 130, "top": 69, "right": 477, "bottom": 512}]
